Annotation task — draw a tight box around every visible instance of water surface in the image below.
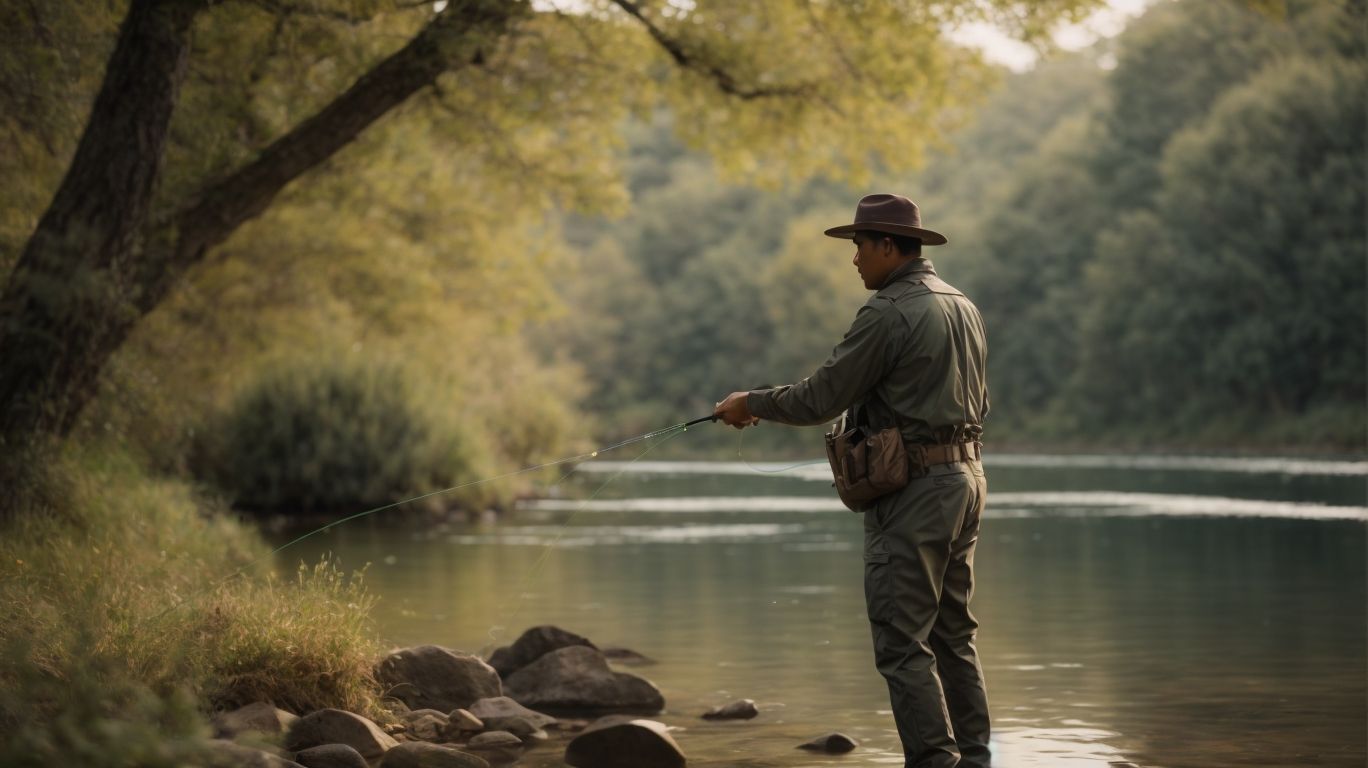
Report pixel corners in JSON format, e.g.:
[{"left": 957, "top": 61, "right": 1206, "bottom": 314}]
[{"left": 277, "top": 455, "right": 1367, "bottom": 767}]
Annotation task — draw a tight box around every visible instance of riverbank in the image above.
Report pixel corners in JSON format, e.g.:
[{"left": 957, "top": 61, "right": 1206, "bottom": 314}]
[{"left": 0, "top": 446, "right": 385, "bottom": 766}]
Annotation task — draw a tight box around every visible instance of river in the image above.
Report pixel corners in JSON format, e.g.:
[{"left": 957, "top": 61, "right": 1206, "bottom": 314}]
[{"left": 276, "top": 453, "right": 1368, "bottom": 767}]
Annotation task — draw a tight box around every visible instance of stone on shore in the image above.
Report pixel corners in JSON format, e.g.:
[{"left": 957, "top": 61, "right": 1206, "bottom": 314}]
[
  {"left": 293, "top": 744, "right": 369, "bottom": 768},
  {"left": 601, "top": 646, "right": 657, "bottom": 666},
  {"left": 212, "top": 701, "right": 300, "bottom": 739},
  {"left": 445, "top": 708, "right": 484, "bottom": 736},
  {"left": 701, "top": 699, "right": 758, "bottom": 720},
  {"left": 284, "top": 709, "right": 398, "bottom": 760},
  {"left": 378, "top": 741, "right": 489, "bottom": 768},
  {"left": 797, "top": 732, "right": 859, "bottom": 753},
  {"left": 466, "top": 731, "right": 524, "bottom": 750},
  {"left": 403, "top": 708, "right": 450, "bottom": 741},
  {"left": 564, "top": 715, "right": 686, "bottom": 768},
  {"left": 376, "top": 645, "right": 502, "bottom": 712},
  {"left": 467, "top": 696, "right": 557, "bottom": 730},
  {"left": 504, "top": 646, "right": 665, "bottom": 715},
  {"left": 488, "top": 625, "right": 598, "bottom": 678},
  {"left": 205, "top": 740, "right": 305, "bottom": 768}
]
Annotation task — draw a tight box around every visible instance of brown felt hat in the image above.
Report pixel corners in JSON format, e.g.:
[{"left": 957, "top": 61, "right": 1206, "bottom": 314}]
[{"left": 823, "top": 193, "right": 947, "bottom": 246}]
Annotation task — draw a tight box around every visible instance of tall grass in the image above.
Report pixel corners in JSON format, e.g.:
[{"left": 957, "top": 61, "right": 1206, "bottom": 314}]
[{"left": 0, "top": 445, "right": 385, "bottom": 765}]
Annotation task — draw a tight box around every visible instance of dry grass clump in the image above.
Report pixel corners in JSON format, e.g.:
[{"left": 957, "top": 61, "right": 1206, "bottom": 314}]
[{"left": 0, "top": 445, "right": 385, "bottom": 764}]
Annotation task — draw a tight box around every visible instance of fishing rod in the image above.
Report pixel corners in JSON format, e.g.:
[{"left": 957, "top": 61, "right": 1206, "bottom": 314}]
[{"left": 142, "top": 414, "right": 722, "bottom": 625}]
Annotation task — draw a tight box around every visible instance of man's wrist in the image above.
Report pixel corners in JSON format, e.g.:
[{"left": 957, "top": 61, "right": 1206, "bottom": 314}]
[{"left": 746, "top": 389, "right": 775, "bottom": 420}]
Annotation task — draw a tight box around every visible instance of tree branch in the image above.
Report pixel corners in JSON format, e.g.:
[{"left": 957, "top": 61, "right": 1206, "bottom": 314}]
[
  {"left": 157, "top": 0, "right": 528, "bottom": 304},
  {"left": 609, "top": 0, "right": 815, "bottom": 100}
]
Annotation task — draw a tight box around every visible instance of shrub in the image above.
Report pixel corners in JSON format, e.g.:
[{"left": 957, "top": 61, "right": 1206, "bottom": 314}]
[{"left": 202, "top": 360, "right": 489, "bottom": 515}]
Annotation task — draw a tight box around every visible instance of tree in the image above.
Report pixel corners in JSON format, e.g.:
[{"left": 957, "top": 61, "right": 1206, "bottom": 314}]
[
  {"left": 1, "top": 0, "right": 1106, "bottom": 494},
  {"left": 1073, "top": 55, "right": 1367, "bottom": 440}
]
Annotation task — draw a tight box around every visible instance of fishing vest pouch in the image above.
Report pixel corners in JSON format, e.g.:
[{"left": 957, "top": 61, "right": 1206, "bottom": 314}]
[{"left": 825, "top": 422, "right": 909, "bottom": 512}]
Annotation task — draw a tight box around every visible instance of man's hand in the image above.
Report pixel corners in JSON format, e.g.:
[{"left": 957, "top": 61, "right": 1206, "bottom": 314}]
[{"left": 714, "top": 391, "right": 760, "bottom": 429}]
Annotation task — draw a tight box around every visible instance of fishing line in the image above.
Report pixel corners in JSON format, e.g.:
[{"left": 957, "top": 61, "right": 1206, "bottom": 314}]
[
  {"left": 481, "top": 421, "right": 692, "bottom": 654},
  {"left": 141, "top": 415, "right": 716, "bottom": 626},
  {"left": 733, "top": 426, "right": 828, "bottom": 474}
]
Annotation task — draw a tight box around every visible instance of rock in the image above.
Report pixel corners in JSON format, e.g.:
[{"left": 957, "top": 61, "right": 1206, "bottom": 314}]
[
  {"left": 488, "top": 625, "right": 598, "bottom": 678},
  {"left": 467, "top": 696, "right": 557, "bottom": 730},
  {"left": 403, "top": 708, "right": 450, "bottom": 741},
  {"left": 600, "top": 646, "right": 657, "bottom": 666},
  {"left": 284, "top": 709, "right": 399, "bottom": 761},
  {"left": 378, "top": 741, "right": 489, "bottom": 768},
  {"left": 466, "top": 731, "right": 524, "bottom": 750},
  {"left": 701, "top": 699, "right": 758, "bottom": 720},
  {"left": 445, "top": 708, "right": 484, "bottom": 735},
  {"left": 797, "top": 732, "right": 859, "bottom": 753},
  {"left": 564, "top": 716, "right": 686, "bottom": 768},
  {"left": 496, "top": 716, "right": 549, "bottom": 744},
  {"left": 504, "top": 646, "right": 665, "bottom": 715},
  {"left": 376, "top": 645, "right": 502, "bottom": 712},
  {"left": 213, "top": 701, "right": 300, "bottom": 739},
  {"left": 294, "top": 744, "right": 369, "bottom": 768},
  {"left": 204, "top": 740, "right": 305, "bottom": 768}
]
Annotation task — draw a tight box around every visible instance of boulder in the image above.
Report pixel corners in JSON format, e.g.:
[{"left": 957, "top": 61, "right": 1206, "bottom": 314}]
[
  {"left": 700, "top": 699, "right": 758, "bottom": 720},
  {"left": 378, "top": 742, "right": 489, "bottom": 768},
  {"left": 204, "top": 740, "right": 305, "bottom": 768},
  {"left": 600, "top": 646, "right": 657, "bottom": 666},
  {"left": 467, "top": 696, "right": 557, "bottom": 730},
  {"left": 564, "top": 716, "right": 686, "bottom": 768},
  {"left": 797, "top": 732, "right": 859, "bottom": 754},
  {"left": 504, "top": 646, "right": 664, "bottom": 715},
  {"left": 213, "top": 702, "right": 299, "bottom": 739},
  {"left": 284, "top": 709, "right": 398, "bottom": 761},
  {"left": 488, "top": 625, "right": 598, "bottom": 678},
  {"left": 403, "top": 708, "right": 450, "bottom": 741},
  {"left": 293, "top": 744, "right": 369, "bottom": 768},
  {"left": 376, "top": 645, "right": 502, "bottom": 712}
]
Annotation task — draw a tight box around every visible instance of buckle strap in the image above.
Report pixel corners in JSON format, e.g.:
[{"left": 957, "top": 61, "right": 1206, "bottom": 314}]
[{"left": 913, "top": 441, "right": 982, "bottom": 469}]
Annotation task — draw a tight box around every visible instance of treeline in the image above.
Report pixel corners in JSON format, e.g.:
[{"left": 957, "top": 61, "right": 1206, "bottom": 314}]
[{"left": 551, "top": 0, "right": 1366, "bottom": 454}]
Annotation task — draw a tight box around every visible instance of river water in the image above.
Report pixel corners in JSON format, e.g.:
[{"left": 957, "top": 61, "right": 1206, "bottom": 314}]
[{"left": 277, "top": 453, "right": 1367, "bottom": 768}]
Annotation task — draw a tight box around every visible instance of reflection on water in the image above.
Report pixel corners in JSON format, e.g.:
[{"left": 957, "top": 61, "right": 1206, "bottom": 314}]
[{"left": 275, "top": 459, "right": 1367, "bottom": 767}]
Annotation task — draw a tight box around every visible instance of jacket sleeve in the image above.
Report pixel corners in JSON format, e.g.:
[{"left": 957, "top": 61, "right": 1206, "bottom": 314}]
[{"left": 746, "top": 301, "right": 895, "bottom": 427}]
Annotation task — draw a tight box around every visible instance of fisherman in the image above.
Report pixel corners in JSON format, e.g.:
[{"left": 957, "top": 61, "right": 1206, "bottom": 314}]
[{"left": 713, "top": 194, "right": 991, "bottom": 768}]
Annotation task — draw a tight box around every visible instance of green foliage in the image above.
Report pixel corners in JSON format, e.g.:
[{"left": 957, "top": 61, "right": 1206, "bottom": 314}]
[
  {"left": 202, "top": 359, "right": 487, "bottom": 514},
  {"left": 0, "top": 445, "right": 384, "bottom": 762},
  {"left": 1073, "top": 54, "right": 1367, "bottom": 438},
  {"left": 552, "top": 0, "right": 1366, "bottom": 454}
]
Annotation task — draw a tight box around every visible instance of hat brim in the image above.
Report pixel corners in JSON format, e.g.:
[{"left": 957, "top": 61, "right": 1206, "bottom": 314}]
[{"left": 824, "top": 222, "right": 948, "bottom": 246}]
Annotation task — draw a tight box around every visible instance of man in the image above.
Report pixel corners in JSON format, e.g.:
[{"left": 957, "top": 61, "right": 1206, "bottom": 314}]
[{"left": 713, "top": 193, "right": 991, "bottom": 768}]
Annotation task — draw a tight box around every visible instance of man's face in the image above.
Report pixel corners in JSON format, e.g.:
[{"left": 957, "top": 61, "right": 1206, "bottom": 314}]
[{"left": 852, "top": 232, "right": 896, "bottom": 290}]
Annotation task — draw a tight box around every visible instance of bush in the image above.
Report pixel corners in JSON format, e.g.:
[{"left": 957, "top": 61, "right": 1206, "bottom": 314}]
[
  {"left": 0, "top": 446, "right": 385, "bottom": 763},
  {"left": 202, "top": 360, "right": 490, "bottom": 515}
]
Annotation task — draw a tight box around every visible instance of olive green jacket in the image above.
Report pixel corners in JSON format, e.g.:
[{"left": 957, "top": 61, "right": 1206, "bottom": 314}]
[{"left": 746, "top": 258, "right": 989, "bottom": 444}]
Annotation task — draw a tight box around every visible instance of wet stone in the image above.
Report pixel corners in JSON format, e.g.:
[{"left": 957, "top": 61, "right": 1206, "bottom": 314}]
[
  {"left": 797, "top": 732, "right": 859, "bottom": 753},
  {"left": 701, "top": 698, "right": 758, "bottom": 720}
]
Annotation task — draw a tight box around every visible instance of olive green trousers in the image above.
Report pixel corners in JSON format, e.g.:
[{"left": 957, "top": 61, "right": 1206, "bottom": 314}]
[{"left": 863, "top": 459, "right": 990, "bottom": 768}]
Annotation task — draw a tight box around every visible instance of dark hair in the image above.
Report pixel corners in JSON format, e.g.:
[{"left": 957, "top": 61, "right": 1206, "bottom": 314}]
[{"left": 857, "top": 230, "right": 922, "bottom": 257}]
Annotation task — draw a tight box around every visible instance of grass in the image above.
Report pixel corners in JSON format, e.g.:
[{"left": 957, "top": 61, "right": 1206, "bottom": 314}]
[{"left": 0, "top": 444, "right": 386, "bottom": 765}]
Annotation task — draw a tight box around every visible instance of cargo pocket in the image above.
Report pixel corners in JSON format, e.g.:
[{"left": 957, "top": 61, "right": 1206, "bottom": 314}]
[{"left": 863, "top": 550, "right": 893, "bottom": 624}]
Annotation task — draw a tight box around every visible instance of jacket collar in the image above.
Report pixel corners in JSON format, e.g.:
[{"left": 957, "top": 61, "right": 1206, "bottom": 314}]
[{"left": 878, "top": 258, "right": 936, "bottom": 290}]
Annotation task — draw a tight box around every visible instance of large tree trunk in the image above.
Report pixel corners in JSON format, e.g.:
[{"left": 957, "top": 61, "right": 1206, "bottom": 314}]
[
  {"left": 0, "top": 0, "right": 525, "bottom": 511},
  {"left": 0, "top": 0, "right": 201, "bottom": 457}
]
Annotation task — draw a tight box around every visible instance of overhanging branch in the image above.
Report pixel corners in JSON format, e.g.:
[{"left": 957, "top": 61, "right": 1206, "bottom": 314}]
[
  {"left": 609, "top": 0, "right": 816, "bottom": 100},
  {"left": 159, "top": 0, "right": 527, "bottom": 296}
]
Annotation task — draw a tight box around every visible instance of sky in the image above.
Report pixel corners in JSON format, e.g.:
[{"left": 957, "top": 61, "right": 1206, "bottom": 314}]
[{"left": 947, "top": 0, "right": 1154, "bottom": 71}]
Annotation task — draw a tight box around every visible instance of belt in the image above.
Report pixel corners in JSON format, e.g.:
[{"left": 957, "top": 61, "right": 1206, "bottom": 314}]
[{"left": 909, "top": 441, "right": 982, "bottom": 470}]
